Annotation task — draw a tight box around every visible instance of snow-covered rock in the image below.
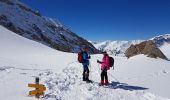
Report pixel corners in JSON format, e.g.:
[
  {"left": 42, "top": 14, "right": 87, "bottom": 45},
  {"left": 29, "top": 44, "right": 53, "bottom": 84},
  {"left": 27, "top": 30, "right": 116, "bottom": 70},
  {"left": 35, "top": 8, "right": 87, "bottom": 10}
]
[
  {"left": 0, "top": 0, "right": 98, "bottom": 53},
  {"left": 150, "top": 34, "right": 170, "bottom": 47}
]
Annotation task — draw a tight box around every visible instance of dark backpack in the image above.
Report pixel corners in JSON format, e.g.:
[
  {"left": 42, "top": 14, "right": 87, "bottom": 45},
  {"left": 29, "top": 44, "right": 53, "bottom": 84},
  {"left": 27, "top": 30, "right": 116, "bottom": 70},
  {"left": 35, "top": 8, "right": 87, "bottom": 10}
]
[
  {"left": 109, "top": 57, "right": 114, "bottom": 68},
  {"left": 78, "top": 52, "right": 83, "bottom": 63}
]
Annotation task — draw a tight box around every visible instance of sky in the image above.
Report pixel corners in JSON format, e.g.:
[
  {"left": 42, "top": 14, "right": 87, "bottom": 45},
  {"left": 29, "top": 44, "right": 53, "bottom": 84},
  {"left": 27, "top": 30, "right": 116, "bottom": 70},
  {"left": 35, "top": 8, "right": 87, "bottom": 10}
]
[{"left": 21, "top": 0, "right": 170, "bottom": 41}]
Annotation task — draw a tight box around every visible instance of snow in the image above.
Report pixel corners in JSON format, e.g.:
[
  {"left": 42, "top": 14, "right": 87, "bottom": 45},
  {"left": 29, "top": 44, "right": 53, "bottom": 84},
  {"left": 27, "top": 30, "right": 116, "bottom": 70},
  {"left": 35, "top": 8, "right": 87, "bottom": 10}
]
[
  {"left": 160, "top": 43, "right": 170, "bottom": 59},
  {"left": 150, "top": 34, "right": 170, "bottom": 47},
  {"left": 0, "top": 25, "right": 170, "bottom": 100},
  {"left": 91, "top": 40, "right": 143, "bottom": 56},
  {"left": 150, "top": 34, "right": 170, "bottom": 41}
]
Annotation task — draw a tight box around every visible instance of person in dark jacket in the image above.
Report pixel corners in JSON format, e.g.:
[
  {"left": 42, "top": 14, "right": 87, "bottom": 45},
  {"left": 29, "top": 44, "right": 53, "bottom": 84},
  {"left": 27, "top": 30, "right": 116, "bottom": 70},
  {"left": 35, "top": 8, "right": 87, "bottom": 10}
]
[{"left": 82, "top": 47, "right": 91, "bottom": 82}]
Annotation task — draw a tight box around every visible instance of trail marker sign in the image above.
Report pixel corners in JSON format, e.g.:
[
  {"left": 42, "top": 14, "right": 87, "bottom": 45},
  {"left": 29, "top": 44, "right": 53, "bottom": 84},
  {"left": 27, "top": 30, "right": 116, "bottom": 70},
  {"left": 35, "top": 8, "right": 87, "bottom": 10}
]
[{"left": 28, "top": 77, "right": 46, "bottom": 98}]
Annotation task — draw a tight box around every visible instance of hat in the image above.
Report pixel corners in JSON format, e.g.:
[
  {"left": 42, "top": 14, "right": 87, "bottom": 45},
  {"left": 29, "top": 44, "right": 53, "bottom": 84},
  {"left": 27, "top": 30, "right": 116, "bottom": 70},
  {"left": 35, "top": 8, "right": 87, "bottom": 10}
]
[{"left": 101, "top": 51, "right": 107, "bottom": 54}]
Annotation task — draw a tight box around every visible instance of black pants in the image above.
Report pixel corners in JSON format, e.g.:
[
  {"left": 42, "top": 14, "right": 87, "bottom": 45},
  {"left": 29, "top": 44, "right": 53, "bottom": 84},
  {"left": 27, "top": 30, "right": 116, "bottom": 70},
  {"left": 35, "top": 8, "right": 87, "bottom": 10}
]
[
  {"left": 83, "top": 65, "right": 89, "bottom": 80},
  {"left": 101, "top": 70, "right": 108, "bottom": 81}
]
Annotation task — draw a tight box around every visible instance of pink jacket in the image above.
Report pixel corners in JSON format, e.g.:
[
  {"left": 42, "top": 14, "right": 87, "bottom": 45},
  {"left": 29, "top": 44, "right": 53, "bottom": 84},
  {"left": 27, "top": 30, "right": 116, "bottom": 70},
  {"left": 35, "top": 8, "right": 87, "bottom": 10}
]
[{"left": 101, "top": 54, "right": 110, "bottom": 70}]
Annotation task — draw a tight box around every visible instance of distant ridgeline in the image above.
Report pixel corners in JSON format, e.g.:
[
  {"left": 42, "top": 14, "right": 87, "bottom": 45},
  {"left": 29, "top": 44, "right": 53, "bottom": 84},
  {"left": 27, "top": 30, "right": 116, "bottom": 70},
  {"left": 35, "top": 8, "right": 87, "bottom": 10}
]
[{"left": 91, "top": 34, "right": 170, "bottom": 57}]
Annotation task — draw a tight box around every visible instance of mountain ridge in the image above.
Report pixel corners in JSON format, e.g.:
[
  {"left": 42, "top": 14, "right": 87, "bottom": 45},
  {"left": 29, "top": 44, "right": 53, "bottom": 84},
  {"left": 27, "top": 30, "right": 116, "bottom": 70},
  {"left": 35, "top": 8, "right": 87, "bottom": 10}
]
[{"left": 0, "top": 0, "right": 99, "bottom": 53}]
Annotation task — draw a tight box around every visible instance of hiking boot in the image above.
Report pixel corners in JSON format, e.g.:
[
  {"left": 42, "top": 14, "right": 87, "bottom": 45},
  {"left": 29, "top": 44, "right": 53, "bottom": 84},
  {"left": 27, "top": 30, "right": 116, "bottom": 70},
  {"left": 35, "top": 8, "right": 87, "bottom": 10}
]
[
  {"left": 83, "top": 73, "right": 86, "bottom": 81},
  {"left": 84, "top": 73, "right": 89, "bottom": 81},
  {"left": 100, "top": 80, "right": 104, "bottom": 85},
  {"left": 83, "top": 78, "right": 86, "bottom": 81},
  {"left": 104, "top": 80, "right": 109, "bottom": 85}
]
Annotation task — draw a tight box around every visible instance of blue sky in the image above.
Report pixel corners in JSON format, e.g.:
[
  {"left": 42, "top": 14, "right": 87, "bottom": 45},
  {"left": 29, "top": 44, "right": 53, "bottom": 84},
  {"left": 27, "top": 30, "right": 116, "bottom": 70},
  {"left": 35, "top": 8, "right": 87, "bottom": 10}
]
[{"left": 21, "top": 0, "right": 170, "bottom": 41}]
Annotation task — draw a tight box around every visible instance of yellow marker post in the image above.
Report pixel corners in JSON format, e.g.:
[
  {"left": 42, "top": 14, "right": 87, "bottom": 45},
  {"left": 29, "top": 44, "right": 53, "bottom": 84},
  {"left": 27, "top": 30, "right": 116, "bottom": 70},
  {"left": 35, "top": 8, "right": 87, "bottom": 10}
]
[{"left": 28, "top": 77, "right": 46, "bottom": 98}]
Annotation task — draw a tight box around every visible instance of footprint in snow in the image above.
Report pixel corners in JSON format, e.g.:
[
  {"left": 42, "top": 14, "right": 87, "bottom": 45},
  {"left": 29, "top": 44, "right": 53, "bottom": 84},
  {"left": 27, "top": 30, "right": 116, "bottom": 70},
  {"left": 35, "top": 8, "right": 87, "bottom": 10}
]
[{"left": 0, "top": 66, "right": 14, "bottom": 73}]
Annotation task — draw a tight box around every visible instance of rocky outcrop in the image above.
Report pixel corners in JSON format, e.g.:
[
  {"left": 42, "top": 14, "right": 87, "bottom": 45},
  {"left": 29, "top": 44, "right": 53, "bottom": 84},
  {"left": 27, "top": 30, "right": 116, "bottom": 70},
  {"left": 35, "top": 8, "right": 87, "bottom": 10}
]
[{"left": 125, "top": 40, "right": 168, "bottom": 60}]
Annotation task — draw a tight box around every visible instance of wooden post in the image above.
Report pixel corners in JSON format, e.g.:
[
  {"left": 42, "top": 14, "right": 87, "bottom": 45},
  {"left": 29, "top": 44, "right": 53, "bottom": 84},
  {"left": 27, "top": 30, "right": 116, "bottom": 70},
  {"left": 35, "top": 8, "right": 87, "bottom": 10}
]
[
  {"left": 35, "top": 77, "right": 40, "bottom": 99},
  {"left": 35, "top": 77, "right": 39, "bottom": 84}
]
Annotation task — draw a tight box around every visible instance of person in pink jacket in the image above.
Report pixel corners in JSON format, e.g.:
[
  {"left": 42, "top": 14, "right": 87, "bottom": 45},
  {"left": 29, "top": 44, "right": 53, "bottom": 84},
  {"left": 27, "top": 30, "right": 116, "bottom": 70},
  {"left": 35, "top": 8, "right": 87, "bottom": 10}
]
[{"left": 97, "top": 51, "right": 110, "bottom": 85}]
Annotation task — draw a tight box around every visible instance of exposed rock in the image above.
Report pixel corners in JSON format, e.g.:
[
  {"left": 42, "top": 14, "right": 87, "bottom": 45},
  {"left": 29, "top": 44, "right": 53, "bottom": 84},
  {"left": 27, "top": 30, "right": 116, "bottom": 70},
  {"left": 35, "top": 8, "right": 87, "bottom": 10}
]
[
  {"left": 0, "top": 0, "right": 14, "bottom": 5},
  {"left": 31, "top": 34, "right": 41, "bottom": 41},
  {"left": 125, "top": 40, "right": 168, "bottom": 60},
  {"left": 16, "top": 3, "right": 41, "bottom": 17},
  {"left": 0, "top": 0, "right": 99, "bottom": 54}
]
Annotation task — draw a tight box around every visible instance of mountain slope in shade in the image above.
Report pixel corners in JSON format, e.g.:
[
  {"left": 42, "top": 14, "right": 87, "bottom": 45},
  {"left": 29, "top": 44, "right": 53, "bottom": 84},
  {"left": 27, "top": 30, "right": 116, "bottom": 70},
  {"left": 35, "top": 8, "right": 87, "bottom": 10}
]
[{"left": 0, "top": 0, "right": 99, "bottom": 53}]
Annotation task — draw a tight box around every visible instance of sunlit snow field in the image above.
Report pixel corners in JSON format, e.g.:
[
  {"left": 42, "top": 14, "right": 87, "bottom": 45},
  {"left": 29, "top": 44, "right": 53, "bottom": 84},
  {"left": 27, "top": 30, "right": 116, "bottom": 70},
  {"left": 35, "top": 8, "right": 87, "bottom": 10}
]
[{"left": 0, "top": 26, "right": 170, "bottom": 100}]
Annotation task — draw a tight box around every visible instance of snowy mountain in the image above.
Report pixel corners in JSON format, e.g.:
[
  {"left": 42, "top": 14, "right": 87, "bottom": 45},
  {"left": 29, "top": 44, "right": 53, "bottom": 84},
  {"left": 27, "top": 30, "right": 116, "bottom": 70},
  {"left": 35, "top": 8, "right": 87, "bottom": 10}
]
[
  {"left": 92, "top": 34, "right": 170, "bottom": 56},
  {"left": 0, "top": 0, "right": 98, "bottom": 53},
  {"left": 91, "top": 40, "right": 143, "bottom": 56},
  {"left": 1, "top": 25, "right": 170, "bottom": 100},
  {"left": 150, "top": 34, "right": 170, "bottom": 47}
]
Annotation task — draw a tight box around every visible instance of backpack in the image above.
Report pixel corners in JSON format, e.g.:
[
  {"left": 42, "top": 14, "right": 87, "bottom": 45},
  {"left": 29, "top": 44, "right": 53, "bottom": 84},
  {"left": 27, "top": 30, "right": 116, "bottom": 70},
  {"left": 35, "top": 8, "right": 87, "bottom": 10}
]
[
  {"left": 109, "top": 57, "right": 114, "bottom": 68},
  {"left": 78, "top": 52, "right": 83, "bottom": 63}
]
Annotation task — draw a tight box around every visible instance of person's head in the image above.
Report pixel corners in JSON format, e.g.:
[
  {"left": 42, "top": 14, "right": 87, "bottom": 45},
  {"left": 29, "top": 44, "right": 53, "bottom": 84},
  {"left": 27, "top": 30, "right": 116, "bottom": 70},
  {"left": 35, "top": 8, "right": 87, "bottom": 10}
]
[{"left": 82, "top": 47, "right": 88, "bottom": 51}]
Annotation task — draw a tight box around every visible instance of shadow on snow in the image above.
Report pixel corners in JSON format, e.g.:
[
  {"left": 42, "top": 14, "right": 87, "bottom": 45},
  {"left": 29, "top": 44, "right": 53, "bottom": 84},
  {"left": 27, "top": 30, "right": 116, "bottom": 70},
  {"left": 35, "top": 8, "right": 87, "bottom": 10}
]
[{"left": 106, "top": 81, "right": 149, "bottom": 91}]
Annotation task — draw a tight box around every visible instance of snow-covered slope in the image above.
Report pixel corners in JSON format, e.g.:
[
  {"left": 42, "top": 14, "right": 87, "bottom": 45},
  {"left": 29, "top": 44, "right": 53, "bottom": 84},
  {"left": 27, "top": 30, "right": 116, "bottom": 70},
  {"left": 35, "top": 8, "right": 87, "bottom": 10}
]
[
  {"left": 0, "top": 0, "right": 98, "bottom": 53},
  {"left": 0, "top": 26, "right": 170, "bottom": 100},
  {"left": 160, "top": 43, "right": 170, "bottom": 59},
  {"left": 91, "top": 40, "right": 143, "bottom": 56}
]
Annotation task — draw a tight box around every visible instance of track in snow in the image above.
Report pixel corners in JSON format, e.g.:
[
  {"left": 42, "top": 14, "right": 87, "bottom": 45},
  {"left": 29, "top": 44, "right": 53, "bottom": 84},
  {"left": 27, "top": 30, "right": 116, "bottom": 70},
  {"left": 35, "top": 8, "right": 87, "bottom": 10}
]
[{"left": 37, "top": 62, "right": 168, "bottom": 100}]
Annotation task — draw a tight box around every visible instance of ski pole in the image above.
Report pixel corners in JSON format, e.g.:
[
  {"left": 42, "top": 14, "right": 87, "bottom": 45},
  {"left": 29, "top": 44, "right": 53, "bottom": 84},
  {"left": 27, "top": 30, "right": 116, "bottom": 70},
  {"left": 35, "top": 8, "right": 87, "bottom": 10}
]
[{"left": 107, "top": 72, "right": 119, "bottom": 82}]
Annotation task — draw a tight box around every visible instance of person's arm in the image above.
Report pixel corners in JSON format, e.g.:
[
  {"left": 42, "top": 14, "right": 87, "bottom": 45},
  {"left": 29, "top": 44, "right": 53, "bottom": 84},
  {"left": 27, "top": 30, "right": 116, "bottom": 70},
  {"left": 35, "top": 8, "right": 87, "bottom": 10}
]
[{"left": 88, "top": 55, "right": 91, "bottom": 59}]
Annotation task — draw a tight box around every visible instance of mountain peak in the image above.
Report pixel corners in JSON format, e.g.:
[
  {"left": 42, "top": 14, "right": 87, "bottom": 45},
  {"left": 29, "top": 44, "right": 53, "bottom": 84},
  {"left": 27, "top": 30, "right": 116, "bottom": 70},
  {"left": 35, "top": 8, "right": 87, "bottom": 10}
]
[{"left": 150, "top": 34, "right": 170, "bottom": 47}]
